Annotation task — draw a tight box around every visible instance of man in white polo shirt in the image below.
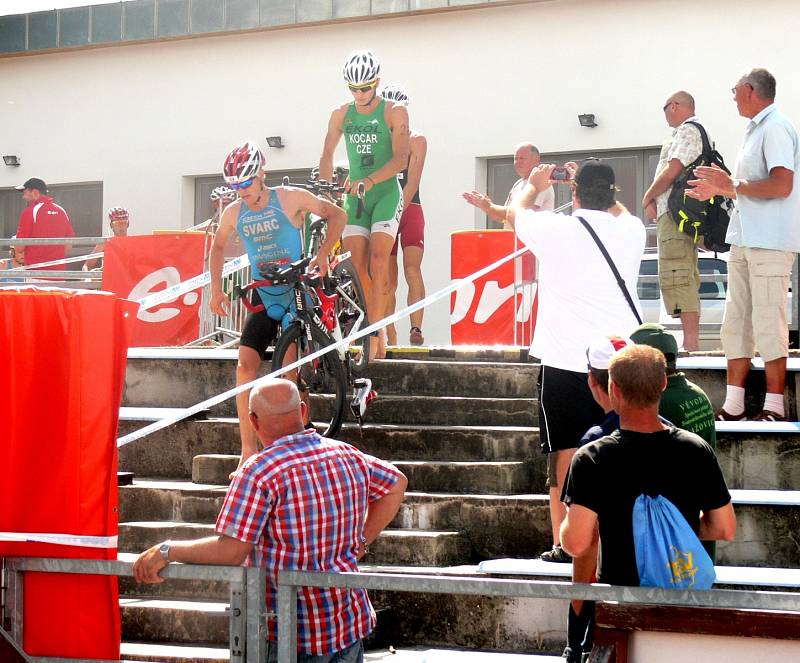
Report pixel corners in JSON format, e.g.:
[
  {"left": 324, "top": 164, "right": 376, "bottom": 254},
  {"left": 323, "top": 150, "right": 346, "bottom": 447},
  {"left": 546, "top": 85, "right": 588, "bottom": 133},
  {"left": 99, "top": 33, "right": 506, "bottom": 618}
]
[
  {"left": 505, "top": 159, "right": 646, "bottom": 562},
  {"left": 688, "top": 67, "right": 800, "bottom": 422}
]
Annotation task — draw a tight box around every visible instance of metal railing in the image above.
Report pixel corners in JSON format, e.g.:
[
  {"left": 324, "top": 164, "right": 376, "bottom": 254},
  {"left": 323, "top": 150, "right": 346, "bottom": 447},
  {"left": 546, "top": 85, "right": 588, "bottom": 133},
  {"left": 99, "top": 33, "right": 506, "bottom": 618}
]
[
  {"left": 0, "top": 557, "right": 266, "bottom": 663},
  {"left": 0, "top": 237, "right": 106, "bottom": 289},
  {"left": 276, "top": 569, "right": 800, "bottom": 662}
]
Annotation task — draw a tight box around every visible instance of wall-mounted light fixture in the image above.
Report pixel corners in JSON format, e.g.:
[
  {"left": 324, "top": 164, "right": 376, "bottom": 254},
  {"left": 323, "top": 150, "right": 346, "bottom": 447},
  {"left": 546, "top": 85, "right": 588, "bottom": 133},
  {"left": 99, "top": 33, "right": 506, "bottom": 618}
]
[
  {"left": 578, "top": 114, "right": 598, "bottom": 128},
  {"left": 3, "top": 155, "right": 20, "bottom": 166},
  {"left": 265, "top": 136, "right": 285, "bottom": 149}
]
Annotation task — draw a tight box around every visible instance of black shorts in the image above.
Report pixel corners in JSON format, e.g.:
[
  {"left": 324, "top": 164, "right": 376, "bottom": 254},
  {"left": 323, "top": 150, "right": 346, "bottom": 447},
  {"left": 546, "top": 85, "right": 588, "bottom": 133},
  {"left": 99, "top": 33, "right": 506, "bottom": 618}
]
[
  {"left": 538, "top": 364, "right": 604, "bottom": 454},
  {"left": 240, "top": 290, "right": 280, "bottom": 360}
]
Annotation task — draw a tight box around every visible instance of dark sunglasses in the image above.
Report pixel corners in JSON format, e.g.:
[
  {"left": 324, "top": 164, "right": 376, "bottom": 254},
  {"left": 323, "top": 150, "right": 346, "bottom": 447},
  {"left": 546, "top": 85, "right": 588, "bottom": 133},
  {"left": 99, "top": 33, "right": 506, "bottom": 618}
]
[
  {"left": 348, "top": 82, "right": 376, "bottom": 93},
  {"left": 230, "top": 177, "right": 255, "bottom": 190}
]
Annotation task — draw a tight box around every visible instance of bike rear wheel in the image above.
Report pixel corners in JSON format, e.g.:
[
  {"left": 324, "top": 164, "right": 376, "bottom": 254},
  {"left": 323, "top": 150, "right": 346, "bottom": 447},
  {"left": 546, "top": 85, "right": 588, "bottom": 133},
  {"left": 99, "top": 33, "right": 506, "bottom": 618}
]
[
  {"left": 333, "top": 257, "right": 370, "bottom": 373},
  {"left": 271, "top": 323, "right": 347, "bottom": 437}
]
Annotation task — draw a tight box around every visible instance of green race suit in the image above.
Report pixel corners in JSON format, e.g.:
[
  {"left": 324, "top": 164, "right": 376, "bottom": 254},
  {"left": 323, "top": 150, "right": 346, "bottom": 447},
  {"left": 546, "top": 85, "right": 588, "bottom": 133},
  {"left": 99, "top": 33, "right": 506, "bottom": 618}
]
[{"left": 342, "top": 99, "right": 402, "bottom": 236}]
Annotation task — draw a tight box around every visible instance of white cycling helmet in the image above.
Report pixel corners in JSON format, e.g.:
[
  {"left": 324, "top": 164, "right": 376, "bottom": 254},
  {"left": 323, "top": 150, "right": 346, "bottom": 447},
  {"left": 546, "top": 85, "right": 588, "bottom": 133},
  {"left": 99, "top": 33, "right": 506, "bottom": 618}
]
[
  {"left": 210, "top": 185, "right": 236, "bottom": 202},
  {"left": 380, "top": 83, "right": 409, "bottom": 105},
  {"left": 223, "top": 141, "right": 265, "bottom": 185},
  {"left": 342, "top": 50, "right": 380, "bottom": 86}
]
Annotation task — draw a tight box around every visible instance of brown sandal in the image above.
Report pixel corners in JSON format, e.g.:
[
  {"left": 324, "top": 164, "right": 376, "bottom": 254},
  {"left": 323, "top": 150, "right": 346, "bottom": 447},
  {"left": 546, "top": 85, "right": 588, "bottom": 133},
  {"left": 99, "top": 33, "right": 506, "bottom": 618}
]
[
  {"left": 714, "top": 408, "right": 746, "bottom": 421},
  {"left": 752, "top": 409, "right": 787, "bottom": 422}
]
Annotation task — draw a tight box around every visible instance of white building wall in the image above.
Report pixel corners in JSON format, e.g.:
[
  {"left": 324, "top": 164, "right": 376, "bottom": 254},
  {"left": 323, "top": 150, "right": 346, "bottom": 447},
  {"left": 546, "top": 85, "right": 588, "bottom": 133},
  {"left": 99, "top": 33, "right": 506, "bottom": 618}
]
[{"left": 1, "top": 0, "right": 798, "bottom": 343}]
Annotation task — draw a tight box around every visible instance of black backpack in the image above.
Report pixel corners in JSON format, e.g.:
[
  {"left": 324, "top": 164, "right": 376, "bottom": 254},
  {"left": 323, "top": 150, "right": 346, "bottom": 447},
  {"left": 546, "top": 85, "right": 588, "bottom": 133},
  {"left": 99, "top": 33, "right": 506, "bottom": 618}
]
[{"left": 667, "top": 121, "right": 733, "bottom": 253}]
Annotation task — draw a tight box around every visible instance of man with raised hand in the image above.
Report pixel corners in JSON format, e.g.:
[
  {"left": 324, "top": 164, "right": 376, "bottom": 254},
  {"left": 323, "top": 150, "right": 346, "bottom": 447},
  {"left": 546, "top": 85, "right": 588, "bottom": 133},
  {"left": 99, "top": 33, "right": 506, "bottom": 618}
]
[
  {"left": 134, "top": 378, "right": 407, "bottom": 662},
  {"left": 319, "top": 50, "right": 410, "bottom": 359}
]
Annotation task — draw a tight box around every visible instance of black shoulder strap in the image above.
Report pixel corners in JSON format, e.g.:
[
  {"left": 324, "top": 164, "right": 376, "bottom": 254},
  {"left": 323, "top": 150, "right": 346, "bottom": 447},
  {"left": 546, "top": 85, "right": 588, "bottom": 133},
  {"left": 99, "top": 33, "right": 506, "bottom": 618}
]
[
  {"left": 684, "top": 120, "right": 712, "bottom": 155},
  {"left": 577, "top": 216, "right": 643, "bottom": 325}
]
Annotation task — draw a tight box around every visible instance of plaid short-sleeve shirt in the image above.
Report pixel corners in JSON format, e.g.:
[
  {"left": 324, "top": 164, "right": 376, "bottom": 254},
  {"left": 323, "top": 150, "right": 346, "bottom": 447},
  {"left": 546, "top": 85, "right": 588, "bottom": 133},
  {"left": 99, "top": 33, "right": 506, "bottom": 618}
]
[
  {"left": 216, "top": 430, "right": 402, "bottom": 655},
  {"left": 655, "top": 117, "right": 705, "bottom": 217}
]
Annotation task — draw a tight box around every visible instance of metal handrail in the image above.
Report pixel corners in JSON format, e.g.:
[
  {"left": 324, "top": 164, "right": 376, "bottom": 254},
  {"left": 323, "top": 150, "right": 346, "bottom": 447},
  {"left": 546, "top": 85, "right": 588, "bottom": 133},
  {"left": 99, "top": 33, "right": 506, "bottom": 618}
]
[
  {"left": 276, "top": 569, "right": 800, "bottom": 662},
  {"left": 1, "top": 556, "right": 266, "bottom": 663},
  {"left": 0, "top": 238, "right": 106, "bottom": 246}
]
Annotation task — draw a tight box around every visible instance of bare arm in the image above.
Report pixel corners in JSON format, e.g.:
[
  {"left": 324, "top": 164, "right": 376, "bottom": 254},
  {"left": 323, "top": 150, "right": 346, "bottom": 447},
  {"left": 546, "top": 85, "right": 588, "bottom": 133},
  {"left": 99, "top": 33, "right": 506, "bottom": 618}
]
[
  {"left": 462, "top": 191, "right": 509, "bottom": 223},
  {"left": 402, "top": 134, "right": 427, "bottom": 207},
  {"left": 361, "top": 473, "right": 408, "bottom": 552},
  {"left": 209, "top": 204, "right": 239, "bottom": 316},
  {"left": 698, "top": 502, "right": 736, "bottom": 541},
  {"left": 133, "top": 534, "right": 253, "bottom": 584},
  {"left": 320, "top": 107, "right": 346, "bottom": 182},
  {"left": 687, "top": 164, "right": 794, "bottom": 201},
  {"left": 559, "top": 504, "right": 599, "bottom": 558},
  {"left": 642, "top": 158, "right": 683, "bottom": 220},
  {"left": 83, "top": 242, "right": 104, "bottom": 270},
  {"left": 291, "top": 189, "right": 347, "bottom": 277}
]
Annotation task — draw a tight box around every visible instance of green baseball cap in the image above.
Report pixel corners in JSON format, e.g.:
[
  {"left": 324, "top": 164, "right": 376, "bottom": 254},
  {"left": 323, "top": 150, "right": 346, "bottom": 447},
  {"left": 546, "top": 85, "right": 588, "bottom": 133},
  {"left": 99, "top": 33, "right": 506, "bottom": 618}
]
[{"left": 630, "top": 323, "right": 678, "bottom": 365}]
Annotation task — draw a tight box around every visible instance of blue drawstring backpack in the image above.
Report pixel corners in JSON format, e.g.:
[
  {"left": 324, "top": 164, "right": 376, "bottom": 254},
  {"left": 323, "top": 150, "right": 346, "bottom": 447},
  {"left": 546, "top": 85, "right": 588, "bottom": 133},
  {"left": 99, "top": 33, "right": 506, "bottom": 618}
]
[{"left": 633, "top": 494, "right": 716, "bottom": 589}]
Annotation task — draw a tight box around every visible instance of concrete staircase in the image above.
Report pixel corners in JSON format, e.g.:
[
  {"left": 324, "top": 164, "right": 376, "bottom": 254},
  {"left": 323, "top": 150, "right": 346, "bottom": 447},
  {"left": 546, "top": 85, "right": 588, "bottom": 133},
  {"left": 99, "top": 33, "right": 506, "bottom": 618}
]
[{"left": 116, "top": 348, "right": 800, "bottom": 661}]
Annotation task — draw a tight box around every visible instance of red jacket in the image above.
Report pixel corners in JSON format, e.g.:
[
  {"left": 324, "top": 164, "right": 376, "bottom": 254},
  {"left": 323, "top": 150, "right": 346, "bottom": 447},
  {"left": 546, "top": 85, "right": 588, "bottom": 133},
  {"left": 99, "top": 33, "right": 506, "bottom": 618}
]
[{"left": 16, "top": 195, "right": 75, "bottom": 269}]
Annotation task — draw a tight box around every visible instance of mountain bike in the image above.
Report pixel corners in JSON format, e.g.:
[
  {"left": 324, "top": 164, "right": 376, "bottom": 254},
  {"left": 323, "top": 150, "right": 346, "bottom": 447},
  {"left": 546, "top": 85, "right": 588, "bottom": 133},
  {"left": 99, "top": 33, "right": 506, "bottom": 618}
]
[
  {"left": 282, "top": 175, "right": 370, "bottom": 371},
  {"left": 233, "top": 256, "right": 375, "bottom": 437}
]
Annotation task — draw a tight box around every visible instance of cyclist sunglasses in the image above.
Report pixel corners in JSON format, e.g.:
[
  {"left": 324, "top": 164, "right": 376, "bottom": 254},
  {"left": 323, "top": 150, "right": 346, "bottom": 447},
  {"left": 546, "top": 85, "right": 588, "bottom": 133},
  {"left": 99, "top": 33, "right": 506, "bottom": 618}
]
[
  {"left": 230, "top": 177, "right": 255, "bottom": 190},
  {"left": 348, "top": 82, "right": 376, "bottom": 93}
]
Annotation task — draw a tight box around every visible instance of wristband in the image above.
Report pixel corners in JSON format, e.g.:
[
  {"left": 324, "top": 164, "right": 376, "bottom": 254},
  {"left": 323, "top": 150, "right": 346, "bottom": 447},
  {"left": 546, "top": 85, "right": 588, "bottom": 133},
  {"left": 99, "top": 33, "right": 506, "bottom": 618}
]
[{"left": 366, "top": 176, "right": 375, "bottom": 187}]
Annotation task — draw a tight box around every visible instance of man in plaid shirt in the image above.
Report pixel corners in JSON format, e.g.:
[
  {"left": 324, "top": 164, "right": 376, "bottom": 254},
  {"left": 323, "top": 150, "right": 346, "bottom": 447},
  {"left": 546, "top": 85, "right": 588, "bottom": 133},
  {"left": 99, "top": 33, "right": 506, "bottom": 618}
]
[{"left": 134, "top": 378, "right": 407, "bottom": 662}]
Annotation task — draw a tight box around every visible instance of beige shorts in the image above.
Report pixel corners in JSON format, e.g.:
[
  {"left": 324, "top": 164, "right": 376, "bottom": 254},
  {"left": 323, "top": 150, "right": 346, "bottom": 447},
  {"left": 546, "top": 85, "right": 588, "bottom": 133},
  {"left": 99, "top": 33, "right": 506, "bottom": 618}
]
[
  {"left": 720, "top": 245, "right": 795, "bottom": 362},
  {"left": 657, "top": 211, "right": 700, "bottom": 316}
]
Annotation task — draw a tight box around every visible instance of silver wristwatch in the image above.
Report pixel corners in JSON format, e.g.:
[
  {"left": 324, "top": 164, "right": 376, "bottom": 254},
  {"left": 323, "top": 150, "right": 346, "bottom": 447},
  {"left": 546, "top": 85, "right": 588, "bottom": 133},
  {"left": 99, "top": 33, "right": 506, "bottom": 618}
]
[{"left": 158, "top": 542, "right": 171, "bottom": 562}]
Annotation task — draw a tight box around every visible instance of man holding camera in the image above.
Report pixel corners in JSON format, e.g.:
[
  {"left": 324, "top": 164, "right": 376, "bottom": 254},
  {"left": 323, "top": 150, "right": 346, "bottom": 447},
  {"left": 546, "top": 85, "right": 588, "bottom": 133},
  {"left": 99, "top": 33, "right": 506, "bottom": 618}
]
[{"left": 505, "top": 160, "right": 646, "bottom": 562}]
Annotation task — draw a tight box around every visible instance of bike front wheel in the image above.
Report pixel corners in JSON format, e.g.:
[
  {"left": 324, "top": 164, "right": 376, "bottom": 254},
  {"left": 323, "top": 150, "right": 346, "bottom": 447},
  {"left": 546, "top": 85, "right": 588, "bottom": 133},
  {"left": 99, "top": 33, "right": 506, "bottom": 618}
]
[{"left": 271, "top": 323, "right": 347, "bottom": 437}]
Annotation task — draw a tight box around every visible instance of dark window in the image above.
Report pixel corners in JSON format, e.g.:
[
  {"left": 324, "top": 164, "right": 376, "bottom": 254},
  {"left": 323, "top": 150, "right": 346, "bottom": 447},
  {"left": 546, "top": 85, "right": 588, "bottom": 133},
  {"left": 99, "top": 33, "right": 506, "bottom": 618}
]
[
  {"left": 193, "top": 168, "right": 312, "bottom": 227},
  {"left": 699, "top": 257, "right": 727, "bottom": 299},
  {"left": 637, "top": 258, "right": 659, "bottom": 300}
]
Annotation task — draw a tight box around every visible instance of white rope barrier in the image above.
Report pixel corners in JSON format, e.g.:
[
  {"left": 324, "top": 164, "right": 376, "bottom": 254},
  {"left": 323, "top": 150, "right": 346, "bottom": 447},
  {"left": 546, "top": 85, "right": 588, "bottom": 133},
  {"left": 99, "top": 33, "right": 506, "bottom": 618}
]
[
  {"left": 117, "top": 245, "right": 529, "bottom": 448},
  {"left": 0, "top": 532, "right": 117, "bottom": 549}
]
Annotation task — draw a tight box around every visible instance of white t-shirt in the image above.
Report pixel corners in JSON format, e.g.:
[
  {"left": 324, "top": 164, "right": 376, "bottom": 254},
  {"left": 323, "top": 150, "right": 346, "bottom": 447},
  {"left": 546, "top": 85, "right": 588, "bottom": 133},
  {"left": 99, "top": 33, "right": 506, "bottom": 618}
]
[
  {"left": 515, "top": 208, "right": 646, "bottom": 372},
  {"left": 505, "top": 178, "right": 555, "bottom": 210}
]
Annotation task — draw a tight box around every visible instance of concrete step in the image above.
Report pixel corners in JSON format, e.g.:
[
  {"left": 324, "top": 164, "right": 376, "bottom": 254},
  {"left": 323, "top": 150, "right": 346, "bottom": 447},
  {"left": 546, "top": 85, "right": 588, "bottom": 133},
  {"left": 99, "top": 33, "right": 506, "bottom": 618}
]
[
  {"left": 190, "top": 455, "right": 543, "bottom": 494},
  {"left": 716, "top": 427, "right": 800, "bottom": 490},
  {"left": 121, "top": 597, "right": 228, "bottom": 646},
  {"left": 121, "top": 641, "right": 228, "bottom": 662},
  {"left": 118, "top": 520, "right": 471, "bottom": 567},
  {"left": 123, "top": 354, "right": 538, "bottom": 412},
  {"left": 393, "top": 460, "right": 539, "bottom": 495},
  {"left": 119, "top": 480, "right": 227, "bottom": 525}
]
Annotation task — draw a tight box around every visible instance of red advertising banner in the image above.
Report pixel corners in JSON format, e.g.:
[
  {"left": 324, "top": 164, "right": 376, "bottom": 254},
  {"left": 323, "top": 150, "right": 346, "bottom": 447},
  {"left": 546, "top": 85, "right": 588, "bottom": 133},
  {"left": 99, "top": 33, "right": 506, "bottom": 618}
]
[
  {"left": 0, "top": 287, "right": 137, "bottom": 659},
  {"left": 102, "top": 233, "right": 206, "bottom": 346},
  {"left": 450, "top": 229, "right": 537, "bottom": 345}
]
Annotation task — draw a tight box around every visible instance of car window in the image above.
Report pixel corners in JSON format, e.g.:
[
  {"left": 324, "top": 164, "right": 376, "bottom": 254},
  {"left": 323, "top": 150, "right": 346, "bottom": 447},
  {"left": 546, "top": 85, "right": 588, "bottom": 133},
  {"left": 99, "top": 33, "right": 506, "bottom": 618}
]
[
  {"left": 637, "top": 259, "right": 659, "bottom": 300},
  {"left": 699, "top": 258, "right": 727, "bottom": 299}
]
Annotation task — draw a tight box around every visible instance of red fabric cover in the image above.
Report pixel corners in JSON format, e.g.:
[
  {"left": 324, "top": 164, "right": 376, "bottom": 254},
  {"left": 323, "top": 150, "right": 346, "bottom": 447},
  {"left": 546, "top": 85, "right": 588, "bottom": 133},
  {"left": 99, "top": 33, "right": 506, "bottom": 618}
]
[
  {"left": 450, "top": 230, "right": 538, "bottom": 345},
  {"left": 0, "top": 287, "right": 137, "bottom": 659},
  {"left": 101, "top": 233, "right": 206, "bottom": 346}
]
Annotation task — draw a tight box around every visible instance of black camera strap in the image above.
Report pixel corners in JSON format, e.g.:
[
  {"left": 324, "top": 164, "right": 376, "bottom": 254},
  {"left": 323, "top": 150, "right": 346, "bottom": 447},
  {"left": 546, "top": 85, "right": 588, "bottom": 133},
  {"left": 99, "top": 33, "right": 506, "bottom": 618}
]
[{"left": 577, "top": 216, "right": 643, "bottom": 325}]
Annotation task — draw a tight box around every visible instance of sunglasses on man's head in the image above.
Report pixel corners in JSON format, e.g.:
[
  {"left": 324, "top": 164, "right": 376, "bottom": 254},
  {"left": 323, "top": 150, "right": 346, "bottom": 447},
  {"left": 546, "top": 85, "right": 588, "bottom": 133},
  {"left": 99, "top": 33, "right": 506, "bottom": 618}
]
[
  {"left": 230, "top": 177, "right": 255, "bottom": 190},
  {"left": 348, "top": 82, "right": 376, "bottom": 93}
]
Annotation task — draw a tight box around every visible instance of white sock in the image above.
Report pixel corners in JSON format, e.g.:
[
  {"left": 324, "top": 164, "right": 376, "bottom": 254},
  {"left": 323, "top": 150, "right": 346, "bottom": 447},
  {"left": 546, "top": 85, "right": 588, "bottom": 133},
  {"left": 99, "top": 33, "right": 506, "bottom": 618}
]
[
  {"left": 763, "top": 393, "right": 785, "bottom": 417},
  {"left": 721, "top": 385, "right": 745, "bottom": 416}
]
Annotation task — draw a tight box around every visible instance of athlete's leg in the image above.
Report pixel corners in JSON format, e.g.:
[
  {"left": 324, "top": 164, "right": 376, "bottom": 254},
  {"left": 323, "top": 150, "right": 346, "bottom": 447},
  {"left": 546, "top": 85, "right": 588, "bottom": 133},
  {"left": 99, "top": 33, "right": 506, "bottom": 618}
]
[
  {"left": 386, "top": 255, "right": 399, "bottom": 346},
  {"left": 234, "top": 345, "right": 261, "bottom": 476},
  {"left": 368, "top": 232, "right": 396, "bottom": 359},
  {"left": 403, "top": 246, "right": 425, "bottom": 338}
]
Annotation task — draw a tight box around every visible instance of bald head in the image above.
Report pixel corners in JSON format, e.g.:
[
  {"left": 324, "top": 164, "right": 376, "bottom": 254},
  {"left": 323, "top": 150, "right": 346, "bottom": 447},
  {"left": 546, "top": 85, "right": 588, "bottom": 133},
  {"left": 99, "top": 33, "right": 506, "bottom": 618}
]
[
  {"left": 513, "top": 143, "right": 541, "bottom": 179},
  {"left": 663, "top": 90, "right": 695, "bottom": 127},
  {"left": 249, "top": 378, "right": 305, "bottom": 442}
]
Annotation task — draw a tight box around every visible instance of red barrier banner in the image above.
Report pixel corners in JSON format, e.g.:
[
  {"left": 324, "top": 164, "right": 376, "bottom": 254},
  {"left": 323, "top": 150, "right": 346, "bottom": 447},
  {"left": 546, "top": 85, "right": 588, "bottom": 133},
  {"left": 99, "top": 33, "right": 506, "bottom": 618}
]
[
  {"left": 0, "top": 287, "right": 137, "bottom": 659},
  {"left": 102, "top": 233, "right": 205, "bottom": 346},
  {"left": 450, "top": 230, "right": 537, "bottom": 345}
]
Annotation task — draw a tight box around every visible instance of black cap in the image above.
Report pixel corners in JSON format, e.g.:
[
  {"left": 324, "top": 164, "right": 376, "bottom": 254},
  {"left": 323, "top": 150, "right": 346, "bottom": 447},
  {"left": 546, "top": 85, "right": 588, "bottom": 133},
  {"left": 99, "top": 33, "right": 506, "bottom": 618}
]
[
  {"left": 15, "top": 177, "right": 47, "bottom": 193},
  {"left": 575, "top": 160, "right": 615, "bottom": 190}
]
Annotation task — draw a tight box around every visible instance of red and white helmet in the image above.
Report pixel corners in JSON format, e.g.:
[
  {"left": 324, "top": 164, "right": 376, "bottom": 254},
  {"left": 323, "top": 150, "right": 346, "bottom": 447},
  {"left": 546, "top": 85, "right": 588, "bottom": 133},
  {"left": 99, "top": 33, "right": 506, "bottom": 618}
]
[
  {"left": 223, "top": 141, "right": 265, "bottom": 185},
  {"left": 210, "top": 185, "right": 236, "bottom": 202},
  {"left": 342, "top": 50, "right": 380, "bottom": 85},
  {"left": 107, "top": 206, "right": 129, "bottom": 222}
]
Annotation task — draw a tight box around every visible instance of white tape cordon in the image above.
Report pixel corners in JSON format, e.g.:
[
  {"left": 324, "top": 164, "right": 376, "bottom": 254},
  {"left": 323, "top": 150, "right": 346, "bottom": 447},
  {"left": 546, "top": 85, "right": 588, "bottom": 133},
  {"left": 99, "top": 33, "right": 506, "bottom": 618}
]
[
  {"left": 12, "top": 252, "right": 105, "bottom": 271},
  {"left": 0, "top": 532, "right": 118, "bottom": 548},
  {"left": 136, "top": 253, "right": 250, "bottom": 312},
  {"left": 116, "top": 245, "right": 529, "bottom": 448}
]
